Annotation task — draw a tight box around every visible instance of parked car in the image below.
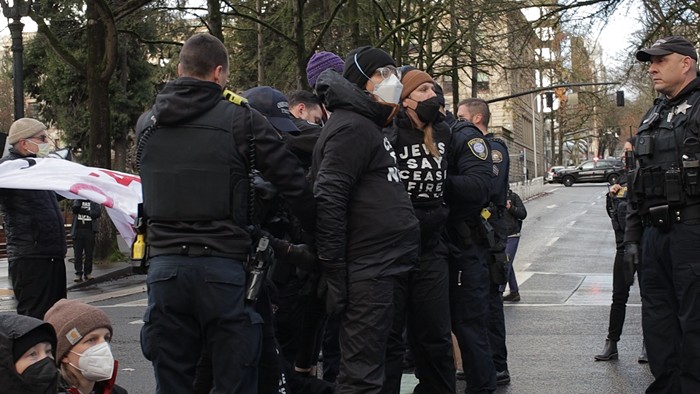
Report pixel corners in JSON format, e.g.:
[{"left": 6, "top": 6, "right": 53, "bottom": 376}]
[
  {"left": 545, "top": 166, "right": 565, "bottom": 183},
  {"left": 553, "top": 159, "right": 623, "bottom": 187}
]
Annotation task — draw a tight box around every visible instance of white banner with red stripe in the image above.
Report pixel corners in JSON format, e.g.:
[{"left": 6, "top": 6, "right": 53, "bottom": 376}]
[{"left": 0, "top": 157, "right": 141, "bottom": 244}]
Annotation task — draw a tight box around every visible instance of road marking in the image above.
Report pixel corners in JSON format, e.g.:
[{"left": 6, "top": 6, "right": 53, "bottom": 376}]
[
  {"left": 567, "top": 221, "right": 576, "bottom": 228},
  {"left": 129, "top": 320, "right": 145, "bottom": 325},
  {"left": 580, "top": 210, "right": 587, "bottom": 215},
  {"left": 546, "top": 237, "right": 559, "bottom": 246},
  {"left": 547, "top": 204, "right": 558, "bottom": 209}
]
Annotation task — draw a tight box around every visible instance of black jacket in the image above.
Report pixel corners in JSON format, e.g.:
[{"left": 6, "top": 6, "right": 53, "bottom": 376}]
[
  {"left": 137, "top": 77, "right": 315, "bottom": 258},
  {"left": 625, "top": 76, "right": 700, "bottom": 243},
  {"left": 312, "top": 70, "right": 419, "bottom": 282},
  {"left": 0, "top": 150, "right": 67, "bottom": 262},
  {"left": 0, "top": 314, "right": 58, "bottom": 394},
  {"left": 504, "top": 191, "right": 527, "bottom": 236},
  {"left": 282, "top": 117, "right": 322, "bottom": 172},
  {"left": 385, "top": 111, "right": 450, "bottom": 249},
  {"left": 445, "top": 120, "right": 493, "bottom": 226},
  {"left": 71, "top": 200, "right": 101, "bottom": 235}
]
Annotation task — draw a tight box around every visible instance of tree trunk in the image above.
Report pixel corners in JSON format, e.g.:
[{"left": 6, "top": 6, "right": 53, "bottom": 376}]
[
  {"left": 86, "top": 2, "right": 116, "bottom": 259},
  {"left": 293, "top": 0, "right": 305, "bottom": 90},
  {"left": 208, "top": 0, "right": 223, "bottom": 41}
]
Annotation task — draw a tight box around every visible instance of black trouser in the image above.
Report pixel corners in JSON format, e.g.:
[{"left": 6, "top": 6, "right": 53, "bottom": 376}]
[
  {"left": 336, "top": 274, "right": 402, "bottom": 394},
  {"left": 448, "top": 240, "right": 496, "bottom": 394},
  {"left": 72, "top": 227, "right": 95, "bottom": 276},
  {"left": 606, "top": 201, "right": 639, "bottom": 341},
  {"left": 9, "top": 257, "right": 67, "bottom": 319},
  {"left": 322, "top": 314, "right": 341, "bottom": 383},
  {"left": 383, "top": 241, "right": 455, "bottom": 394},
  {"left": 640, "top": 223, "right": 700, "bottom": 393},
  {"left": 141, "top": 256, "right": 261, "bottom": 394},
  {"left": 487, "top": 283, "right": 507, "bottom": 372}
]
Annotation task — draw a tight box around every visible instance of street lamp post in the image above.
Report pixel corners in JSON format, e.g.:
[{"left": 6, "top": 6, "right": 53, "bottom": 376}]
[{"left": 1, "top": 0, "right": 32, "bottom": 121}]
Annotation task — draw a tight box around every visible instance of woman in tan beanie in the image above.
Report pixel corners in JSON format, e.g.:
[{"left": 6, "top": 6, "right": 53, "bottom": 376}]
[
  {"left": 382, "top": 68, "right": 455, "bottom": 393},
  {"left": 44, "top": 299, "right": 127, "bottom": 394}
]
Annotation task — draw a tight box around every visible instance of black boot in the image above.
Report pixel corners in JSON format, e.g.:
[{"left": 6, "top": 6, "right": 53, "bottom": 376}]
[
  {"left": 594, "top": 339, "right": 618, "bottom": 361},
  {"left": 638, "top": 341, "right": 648, "bottom": 364}
]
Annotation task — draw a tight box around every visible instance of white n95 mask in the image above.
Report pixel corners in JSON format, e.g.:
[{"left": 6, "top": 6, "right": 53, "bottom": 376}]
[
  {"left": 69, "top": 341, "right": 115, "bottom": 381},
  {"left": 373, "top": 74, "right": 403, "bottom": 104}
]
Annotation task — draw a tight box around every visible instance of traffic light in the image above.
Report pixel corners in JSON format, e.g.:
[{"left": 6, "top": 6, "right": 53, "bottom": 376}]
[{"left": 616, "top": 91, "right": 625, "bottom": 106}]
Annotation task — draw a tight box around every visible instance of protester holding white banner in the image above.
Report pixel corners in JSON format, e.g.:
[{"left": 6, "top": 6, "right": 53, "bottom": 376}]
[{"left": 0, "top": 118, "right": 67, "bottom": 319}]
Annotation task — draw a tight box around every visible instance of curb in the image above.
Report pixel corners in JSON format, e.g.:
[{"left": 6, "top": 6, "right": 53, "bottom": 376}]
[{"left": 67, "top": 265, "right": 135, "bottom": 291}]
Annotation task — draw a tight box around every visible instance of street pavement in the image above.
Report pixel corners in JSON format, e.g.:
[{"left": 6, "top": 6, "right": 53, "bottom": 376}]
[{"left": 0, "top": 183, "right": 655, "bottom": 393}]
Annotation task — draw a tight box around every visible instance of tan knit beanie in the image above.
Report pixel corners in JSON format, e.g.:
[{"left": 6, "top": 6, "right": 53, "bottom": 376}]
[
  {"left": 44, "top": 299, "right": 113, "bottom": 362},
  {"left": 8, "top": 118, "right": 46, "bottom": 145},
  {"left": 400, "top": 70, "right": 434, "bottom": 100}
]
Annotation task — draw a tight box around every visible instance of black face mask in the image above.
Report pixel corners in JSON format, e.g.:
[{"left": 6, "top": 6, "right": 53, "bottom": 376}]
[
  {"left": 20, "top": 357, "right": 58, "bottom": 394},
  {"left": 413, "top": 96, "right": 442, "bottom": 124}
]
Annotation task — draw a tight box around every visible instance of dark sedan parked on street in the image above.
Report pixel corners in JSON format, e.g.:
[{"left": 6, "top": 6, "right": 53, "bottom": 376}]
[{"left": 553, "top": 159, "right": 623, "bottom": 187}]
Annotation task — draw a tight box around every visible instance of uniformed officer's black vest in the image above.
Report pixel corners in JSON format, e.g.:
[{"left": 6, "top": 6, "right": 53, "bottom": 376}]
[
  {"left": 631, "top": 88, "right": 700, "bottom": 213},
  {"left": 139, "top": 100, "right": 249, "bottom": 226}
]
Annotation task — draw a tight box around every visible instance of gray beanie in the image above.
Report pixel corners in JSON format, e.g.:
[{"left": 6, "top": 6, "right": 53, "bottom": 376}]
[{"left": 8, "top": 118, "right": 46, "bottom": 145}]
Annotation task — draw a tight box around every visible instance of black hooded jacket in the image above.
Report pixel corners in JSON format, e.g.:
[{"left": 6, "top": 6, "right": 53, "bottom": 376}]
[
  {"left": 0, "top": 314, "right": 58, "bottom": 394},
  {"left": 137, "top": 77, "right": 315, "bottom": 258},
  {"left": 0, "top": 150, "right": 67, "bottom": 262},
  {"left": 311, "top": 70, "right": 419, "bottom": 282}
]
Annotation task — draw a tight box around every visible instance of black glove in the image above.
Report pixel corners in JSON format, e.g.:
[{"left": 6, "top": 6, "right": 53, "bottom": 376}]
[
  {"left": 317, "top": 259, "right": 347, "bottom": 315},
  {"left": 623, "top": 242, "right": 639, "bottom": 286},
  {"left": 287, "top": 244, "right": 318, "bottom": 272}
]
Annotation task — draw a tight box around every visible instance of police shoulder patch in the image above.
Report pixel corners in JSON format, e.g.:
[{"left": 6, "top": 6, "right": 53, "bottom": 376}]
[
  {"left": 468, "top": 138, "right": 488, "bottom": 160},
  {"left": 491, "top": 150, "right": 503, "bottom": 163}
]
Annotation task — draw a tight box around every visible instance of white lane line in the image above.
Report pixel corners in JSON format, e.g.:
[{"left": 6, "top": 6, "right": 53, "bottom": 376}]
[
  {"left": 547, "top": 204, "right": 558, "bottom": 209},
  {"left": 567, "top": 221, "right": 576, "bottom": 228},
  {"left": 546, "top": 237, "right": 559, "bottom": 246},
  {"left": 128, "top": 320, "right": 145, "bottom": 325},
  {"left": 580, "top": 210, "right": 587, "bottom": 215}
]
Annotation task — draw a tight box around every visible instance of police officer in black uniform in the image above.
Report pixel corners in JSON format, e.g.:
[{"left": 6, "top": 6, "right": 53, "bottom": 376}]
[
  {"left": 136, "top": 33, "right": 315, "bottom": 394},
  {"left": 626, "top": 36, "right": 700, "bottom": 392},
  {"left": 445, "top": 106, "right": 495, "bottom": 393},
  {"left": 457, "top": 98, "right": 512, "bottom": 386}
]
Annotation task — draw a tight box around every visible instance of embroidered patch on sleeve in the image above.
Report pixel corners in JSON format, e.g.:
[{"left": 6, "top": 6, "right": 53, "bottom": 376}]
[
  {"left": 491, "top": 150, "right": 503, "bottom": 163},
  {"left": 468, "top": 138, "right": 488, "bottom": 160}
]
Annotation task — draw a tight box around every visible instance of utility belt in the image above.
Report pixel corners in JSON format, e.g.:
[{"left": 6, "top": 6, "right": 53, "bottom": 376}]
[
  {"left": 148, "top": 244, "right": 243, "bottom": 260},
  {"left": 630, "top": 164, "right": 700, "bottom": 207},
  {"left": 641, "top": 204, "right": 700, "bottom": 229}
]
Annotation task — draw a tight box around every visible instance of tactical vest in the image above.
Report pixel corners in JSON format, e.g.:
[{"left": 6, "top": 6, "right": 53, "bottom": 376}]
[
  {"left": 630, "top": 89, "right": 700, "bottom": 213},
  {"left": 139, "top": 100, "right": 250, "bottom": 227}
]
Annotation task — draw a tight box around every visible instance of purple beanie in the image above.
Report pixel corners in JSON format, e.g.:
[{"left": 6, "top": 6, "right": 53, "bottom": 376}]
[{"left": 306, "top": 51, "right": 345, "bottom": 88}]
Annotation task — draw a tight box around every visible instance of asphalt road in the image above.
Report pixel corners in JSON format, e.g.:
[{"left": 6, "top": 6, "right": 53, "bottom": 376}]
[{"left": 5, "top": 182, "right": 655, "bottom": 393}]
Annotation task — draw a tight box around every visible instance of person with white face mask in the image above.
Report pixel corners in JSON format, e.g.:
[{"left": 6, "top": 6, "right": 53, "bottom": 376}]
[
  {"left": 0, "top": 118, "right": 67, "bottom": 320},
  {"left": 44, "top": 299, "right": 127, "bottom": 394},
  {"left": 312, "top": 46, "right": 420, "bottom": 393}
]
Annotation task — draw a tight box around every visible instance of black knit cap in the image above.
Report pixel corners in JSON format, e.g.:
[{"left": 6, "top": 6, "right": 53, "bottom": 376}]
[
  {"left": 343, "top": 46, "right": 396, "bottom": 88},
  {"left": 13, "top": 323, "right": 56, "bottom": 363}
]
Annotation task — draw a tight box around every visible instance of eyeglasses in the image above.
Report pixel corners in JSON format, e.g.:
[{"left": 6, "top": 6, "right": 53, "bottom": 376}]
[
  {"left": 29, "top": 135, "right": 49, "bottom": 143},
  {"left": 375, "top": 66, "right": 398, "bottom": 80}
]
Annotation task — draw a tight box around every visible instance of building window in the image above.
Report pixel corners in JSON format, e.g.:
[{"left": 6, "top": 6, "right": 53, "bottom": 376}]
[{"left": 477, "top": 72, "right": 489, "bottom": 92}]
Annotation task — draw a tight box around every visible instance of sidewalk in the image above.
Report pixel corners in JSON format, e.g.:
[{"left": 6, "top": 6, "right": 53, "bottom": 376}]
[{"left": 0, "top": 247, "right": 134, "bottom": 304}]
